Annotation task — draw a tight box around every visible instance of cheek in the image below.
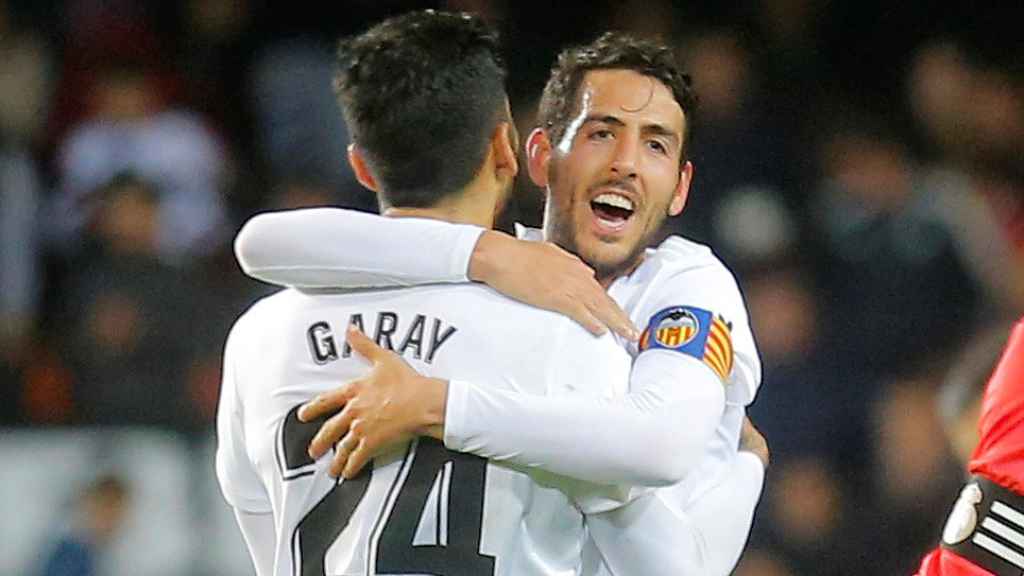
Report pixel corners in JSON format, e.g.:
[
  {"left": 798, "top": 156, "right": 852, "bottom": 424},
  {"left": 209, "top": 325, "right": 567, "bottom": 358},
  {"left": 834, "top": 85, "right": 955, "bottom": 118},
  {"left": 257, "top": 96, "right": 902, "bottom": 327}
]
[
  {"left": 646, "top": 166, "right": 682, "bottom": 211},
  {"left": 547, "top": 170, "right": 579, "bottom": 217},
  {"left": 552, "top": 159, "right": 589, "bottom": 211}
]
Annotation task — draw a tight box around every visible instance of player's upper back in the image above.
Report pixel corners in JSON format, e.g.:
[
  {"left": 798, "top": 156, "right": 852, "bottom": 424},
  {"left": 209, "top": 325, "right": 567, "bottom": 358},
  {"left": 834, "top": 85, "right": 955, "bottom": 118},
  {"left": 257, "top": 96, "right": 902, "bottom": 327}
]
[
  {"left": 228, "top": 283, "right": 623, "bottom": 406},
  {"left": 217, "top": 282, "right": 630, "bottom": 576}
]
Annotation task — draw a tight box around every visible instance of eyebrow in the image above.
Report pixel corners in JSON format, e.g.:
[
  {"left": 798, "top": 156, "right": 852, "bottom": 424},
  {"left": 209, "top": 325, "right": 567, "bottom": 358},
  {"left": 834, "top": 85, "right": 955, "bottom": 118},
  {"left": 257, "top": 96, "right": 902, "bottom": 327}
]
[{"left": 583, "top": 114, "right": 680, "bottom": 146}]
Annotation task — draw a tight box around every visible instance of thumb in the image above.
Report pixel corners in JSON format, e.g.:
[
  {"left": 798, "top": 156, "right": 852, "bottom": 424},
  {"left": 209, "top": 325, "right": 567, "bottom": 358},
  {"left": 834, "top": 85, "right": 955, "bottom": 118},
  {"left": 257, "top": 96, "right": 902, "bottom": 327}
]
[{"left": 346, "top": 325, "right": 388, "bottom": 363}]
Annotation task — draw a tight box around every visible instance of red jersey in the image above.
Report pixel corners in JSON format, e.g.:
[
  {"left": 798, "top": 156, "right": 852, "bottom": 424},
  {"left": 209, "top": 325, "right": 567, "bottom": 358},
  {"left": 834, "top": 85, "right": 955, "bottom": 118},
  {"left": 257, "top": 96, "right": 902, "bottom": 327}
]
[{"left": 914, "top": 319, "right": 1024, "bottom": 576}]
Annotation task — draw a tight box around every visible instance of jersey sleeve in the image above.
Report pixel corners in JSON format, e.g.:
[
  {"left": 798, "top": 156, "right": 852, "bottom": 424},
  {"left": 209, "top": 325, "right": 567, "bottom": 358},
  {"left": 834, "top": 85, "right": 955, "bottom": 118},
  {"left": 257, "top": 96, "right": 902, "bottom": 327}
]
[
  {"left": 234, "top": 207, "right": 484, "bottom": 288},
  {"left": 215, "top": 319, "right": 273, "bottom": 513},
  {"left": 581, "top": 451, "right": 765, "bottom": 576},
  {"left": 632, "top": 257, "right": 761, "bottom": 407},
  {"left": 443, "top": 320, "right": 725, "bottom": 488}
]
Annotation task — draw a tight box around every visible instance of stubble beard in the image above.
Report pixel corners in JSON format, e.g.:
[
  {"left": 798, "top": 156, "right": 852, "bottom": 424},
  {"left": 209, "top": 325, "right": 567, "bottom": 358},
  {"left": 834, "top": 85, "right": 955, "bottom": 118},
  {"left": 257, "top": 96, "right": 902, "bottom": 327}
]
[
  {"left": 542, "top": 160, "right": 667, "bottom": 283},
  {"left": 544, "top": 197, "right": 657, "bottom": 285}
]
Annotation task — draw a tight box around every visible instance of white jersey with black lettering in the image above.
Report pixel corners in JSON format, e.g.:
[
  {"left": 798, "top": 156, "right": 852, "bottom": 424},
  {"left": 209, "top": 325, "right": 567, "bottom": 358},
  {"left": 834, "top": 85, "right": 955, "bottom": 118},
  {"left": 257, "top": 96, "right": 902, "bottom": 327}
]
[
  {"left": 216, "top": 284, "right": 632, "bottom": 576},
  {"left": 234, "top": 209, "right": 766, "bottom": 575}
]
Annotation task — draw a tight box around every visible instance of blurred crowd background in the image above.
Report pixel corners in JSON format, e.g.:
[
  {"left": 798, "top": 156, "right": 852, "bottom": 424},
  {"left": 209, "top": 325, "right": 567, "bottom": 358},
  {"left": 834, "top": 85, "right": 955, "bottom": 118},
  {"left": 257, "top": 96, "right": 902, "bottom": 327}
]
[{"left": 1, "top": 0, "right": 1022, "bottom": 574}]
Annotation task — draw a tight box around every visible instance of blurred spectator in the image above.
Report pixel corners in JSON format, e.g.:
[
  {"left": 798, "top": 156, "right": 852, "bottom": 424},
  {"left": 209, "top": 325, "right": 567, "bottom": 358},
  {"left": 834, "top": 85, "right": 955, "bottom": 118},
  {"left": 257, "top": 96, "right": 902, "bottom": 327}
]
[
  {"left": 813, "top": 114, "right": 981, "bottom": 380},
  {"left": 174, "top": 0, "right": 259, "bottom": 143},
  {"left": 0, "top": 145, "right": 41, "bottom": 361},
  {"left": 907, "top": 41, "right": 1024, "bottom": 315},
  {"left": 249, "top": 38, "right": 373, "bottom": 212},
  {"left": 712, "top": 186, "right": 798, "bottom": 267},
  {"left": 59, "top": 174, "right": 206, "bottom": 428},
  {"left": 0, "top": 143, "right": 42, "bottom": 425},
  {"left": 46, "top": 0, "right": 181, "bottom": 135},
  {"left": 0, "top": 0, "right": 54, "bottom": 146},
  {"left": 751, "top": 455, "right": 860, "bottom": 575},
  {"left": 859, "top": 376, "right": 962, "bottom": 574},
  {"left": 964, "top": 64, "right": 1024, "bottom": 179},
  {"left": 49, "top": 54, "right": 228, "bottom": 263},
  {"left": 907, "top": 41, "right": 975, "bottom": 164},
  {"left": 675, "top": 28, "right": 801, "bottom": 261},
  {"left": 745, "top": 264, "right": 872, "bottom": 472},
  {"left": 37, "top": 474, "right": 130, "bottom": 576}
]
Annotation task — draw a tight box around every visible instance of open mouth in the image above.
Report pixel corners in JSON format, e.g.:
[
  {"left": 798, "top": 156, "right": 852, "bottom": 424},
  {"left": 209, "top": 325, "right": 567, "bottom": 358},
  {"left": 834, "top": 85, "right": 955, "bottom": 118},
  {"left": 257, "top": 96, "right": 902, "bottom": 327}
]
[{"left": 590, "top": 193, "right": 636, "bottom": 231}]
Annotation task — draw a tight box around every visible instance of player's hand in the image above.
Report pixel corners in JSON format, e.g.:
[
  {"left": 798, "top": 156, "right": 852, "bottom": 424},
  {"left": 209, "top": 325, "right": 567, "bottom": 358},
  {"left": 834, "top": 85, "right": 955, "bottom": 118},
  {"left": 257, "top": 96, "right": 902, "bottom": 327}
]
[
  {"left": 468, "top": 230, "right": 639, "bottom": 341},
  {"left": 298, "top": 326, "right": 448, "bottom": 478},
  {"left": 739, "top": 417, "right": 770, "bottom": 469}
]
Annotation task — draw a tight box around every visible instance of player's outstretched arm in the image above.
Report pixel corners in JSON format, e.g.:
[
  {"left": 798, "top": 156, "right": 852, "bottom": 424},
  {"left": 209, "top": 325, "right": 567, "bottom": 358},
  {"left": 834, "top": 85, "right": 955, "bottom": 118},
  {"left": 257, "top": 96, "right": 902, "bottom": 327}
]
[
  {"left": 234, "top": 207, "right": 637, "bottom": 339},
  {"left": 235, "top": 207, "right": 482, "bottom": 288},
  {"left": 300, "top": 326, "right": 725, "bottom": 487}
]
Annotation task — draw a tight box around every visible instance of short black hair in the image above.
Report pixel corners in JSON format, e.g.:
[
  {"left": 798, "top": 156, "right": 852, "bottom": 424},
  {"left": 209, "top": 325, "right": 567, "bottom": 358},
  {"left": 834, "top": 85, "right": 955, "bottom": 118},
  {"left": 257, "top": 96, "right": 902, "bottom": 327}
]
[
  {"left": 333, "top": 10, "right": 507, "bottom": 209},
  {"left": 538, "top": 32, "right": 697, "bottom": 163}
]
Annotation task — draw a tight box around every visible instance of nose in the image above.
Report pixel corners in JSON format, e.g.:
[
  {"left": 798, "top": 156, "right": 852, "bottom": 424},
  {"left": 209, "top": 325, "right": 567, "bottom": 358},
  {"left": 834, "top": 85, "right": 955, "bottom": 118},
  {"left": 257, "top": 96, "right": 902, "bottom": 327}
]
[{"left": 609, "top": 132, "right": 639, "bottom": 179}]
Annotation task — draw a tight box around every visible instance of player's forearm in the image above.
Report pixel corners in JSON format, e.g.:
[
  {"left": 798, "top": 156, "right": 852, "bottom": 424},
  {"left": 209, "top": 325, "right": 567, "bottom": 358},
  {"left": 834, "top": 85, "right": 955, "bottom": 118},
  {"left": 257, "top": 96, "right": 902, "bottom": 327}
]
[
  {"left": 582, "top": 452, "right": 765, "bottom": 576},
  {"left": 444, "top": 359, "right": 725, "bottom": 487},
  {"left": 466, "top": 229, "right": 513, "bottom": 283},
  {"left": 234, "top": 207, "right": 483, "bottom": 288},
  {"left": 677, "top": 452, "right": 765, "bottom": 575}
]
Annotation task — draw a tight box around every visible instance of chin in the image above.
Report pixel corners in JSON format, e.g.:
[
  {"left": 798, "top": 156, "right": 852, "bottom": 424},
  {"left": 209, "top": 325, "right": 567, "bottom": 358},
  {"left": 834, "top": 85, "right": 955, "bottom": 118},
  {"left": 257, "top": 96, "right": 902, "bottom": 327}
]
[{"left": 582, "top": 245, "right": 638, "bottom": 280}]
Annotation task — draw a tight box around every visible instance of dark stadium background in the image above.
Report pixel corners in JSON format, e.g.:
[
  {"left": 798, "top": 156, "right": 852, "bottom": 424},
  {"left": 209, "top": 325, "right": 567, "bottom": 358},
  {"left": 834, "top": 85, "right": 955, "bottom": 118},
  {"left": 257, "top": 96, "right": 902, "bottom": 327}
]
[{"left": 1, "top": 0, "right": 1021, "bottom": 574}]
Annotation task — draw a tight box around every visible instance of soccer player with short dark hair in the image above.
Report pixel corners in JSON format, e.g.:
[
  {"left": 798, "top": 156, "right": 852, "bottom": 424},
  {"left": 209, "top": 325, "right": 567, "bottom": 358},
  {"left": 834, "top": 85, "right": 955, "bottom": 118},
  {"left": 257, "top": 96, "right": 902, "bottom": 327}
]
[{"left": 232, "top": 27, "right": 766, "bottom": 575}]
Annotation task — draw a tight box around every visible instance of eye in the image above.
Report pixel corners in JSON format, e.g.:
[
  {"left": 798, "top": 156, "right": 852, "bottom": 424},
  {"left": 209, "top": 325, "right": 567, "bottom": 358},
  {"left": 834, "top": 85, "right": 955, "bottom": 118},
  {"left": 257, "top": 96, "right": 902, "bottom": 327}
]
[
  {"left": 590, "top": 129, "right": 614, "bottom": 140},
  {"left": 647, "top": 140, "right": 668, "bottom": 154}
]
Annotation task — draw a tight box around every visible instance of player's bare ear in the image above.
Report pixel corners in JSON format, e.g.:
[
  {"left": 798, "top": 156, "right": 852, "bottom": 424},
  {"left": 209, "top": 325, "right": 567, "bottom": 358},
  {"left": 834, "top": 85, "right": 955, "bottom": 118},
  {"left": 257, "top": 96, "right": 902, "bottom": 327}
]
[
  {"left": 668, "top": 161, "right": 693, "bottom": 216},
  {"left": 492, "top": 122, "right": 519, "bottom": 182},
  {"left": 348, "top": 144, "right": 379, "bottom": 193},
  {"left": 526, "top": 128, "right": 552, "bottom": 188}
]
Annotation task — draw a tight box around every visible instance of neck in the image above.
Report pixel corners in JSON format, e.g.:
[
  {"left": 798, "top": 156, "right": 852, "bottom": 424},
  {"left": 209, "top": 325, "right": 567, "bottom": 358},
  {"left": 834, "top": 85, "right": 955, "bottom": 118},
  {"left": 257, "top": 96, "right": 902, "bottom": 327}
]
[
  {"left": 383, "top": 177, "right": 499, "bottom": 228},
  {"left": 595, "top": 255, "right": 644, "bottom": 288}
]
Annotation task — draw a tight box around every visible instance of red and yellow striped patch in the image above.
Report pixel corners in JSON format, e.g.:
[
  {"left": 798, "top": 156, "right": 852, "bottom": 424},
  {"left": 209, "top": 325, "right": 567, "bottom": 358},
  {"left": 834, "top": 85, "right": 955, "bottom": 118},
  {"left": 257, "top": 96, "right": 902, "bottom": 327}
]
[
  {"left": 639, "top": 306, "right": 735, "bottom": 385},
  {"left": 702, "top": 315, "right": 734, "bottom": 381}
]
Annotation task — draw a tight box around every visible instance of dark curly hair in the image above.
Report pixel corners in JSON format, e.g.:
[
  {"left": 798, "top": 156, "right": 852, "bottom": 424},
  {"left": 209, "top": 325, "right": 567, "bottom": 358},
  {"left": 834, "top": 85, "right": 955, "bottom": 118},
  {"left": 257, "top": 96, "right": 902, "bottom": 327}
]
[
  {"left": 334, "top": 10, "right": 508, "bottom": 208},
  {"left": 538, "top": 32, "right": 697, "bottom": 163}
]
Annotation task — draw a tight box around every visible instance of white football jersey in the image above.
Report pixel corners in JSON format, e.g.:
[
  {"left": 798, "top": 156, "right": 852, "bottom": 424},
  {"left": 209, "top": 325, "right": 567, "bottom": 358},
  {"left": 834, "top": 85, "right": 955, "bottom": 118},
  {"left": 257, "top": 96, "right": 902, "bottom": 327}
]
[
  {"left": 233, "top": 209, "right": 765, "bottom": 575},
  {"left": 216, "top": 284, "right": 632, "bottom": 576},
  {"left": 580, "top": 235, "right": 762, "bottom": 576},
  {"left": 608, "top": 235, "right": 760, "bottom": 508}
]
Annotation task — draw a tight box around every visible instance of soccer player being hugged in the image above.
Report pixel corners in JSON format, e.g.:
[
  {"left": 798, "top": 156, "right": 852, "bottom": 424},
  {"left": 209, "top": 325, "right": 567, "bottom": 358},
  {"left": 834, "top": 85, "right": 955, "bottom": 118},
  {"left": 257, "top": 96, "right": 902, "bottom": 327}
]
[{"left": 235, "top": 26, "right": 768, "bottom": 576}]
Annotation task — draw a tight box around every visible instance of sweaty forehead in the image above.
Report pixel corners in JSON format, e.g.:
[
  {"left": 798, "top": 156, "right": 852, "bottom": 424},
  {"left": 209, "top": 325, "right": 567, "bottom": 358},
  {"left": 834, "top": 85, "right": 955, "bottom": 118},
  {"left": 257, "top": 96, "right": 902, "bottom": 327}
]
[{"left": 578, "top": 69, "right": 685, "bottom": 133}]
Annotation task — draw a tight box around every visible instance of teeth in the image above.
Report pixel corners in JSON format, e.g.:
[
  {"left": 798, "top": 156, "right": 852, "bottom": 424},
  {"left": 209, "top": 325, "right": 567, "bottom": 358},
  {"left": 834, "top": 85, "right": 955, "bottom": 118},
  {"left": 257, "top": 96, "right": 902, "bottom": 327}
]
[{"left": 593, "top": 193, "right": 635, "bottom": 211}]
